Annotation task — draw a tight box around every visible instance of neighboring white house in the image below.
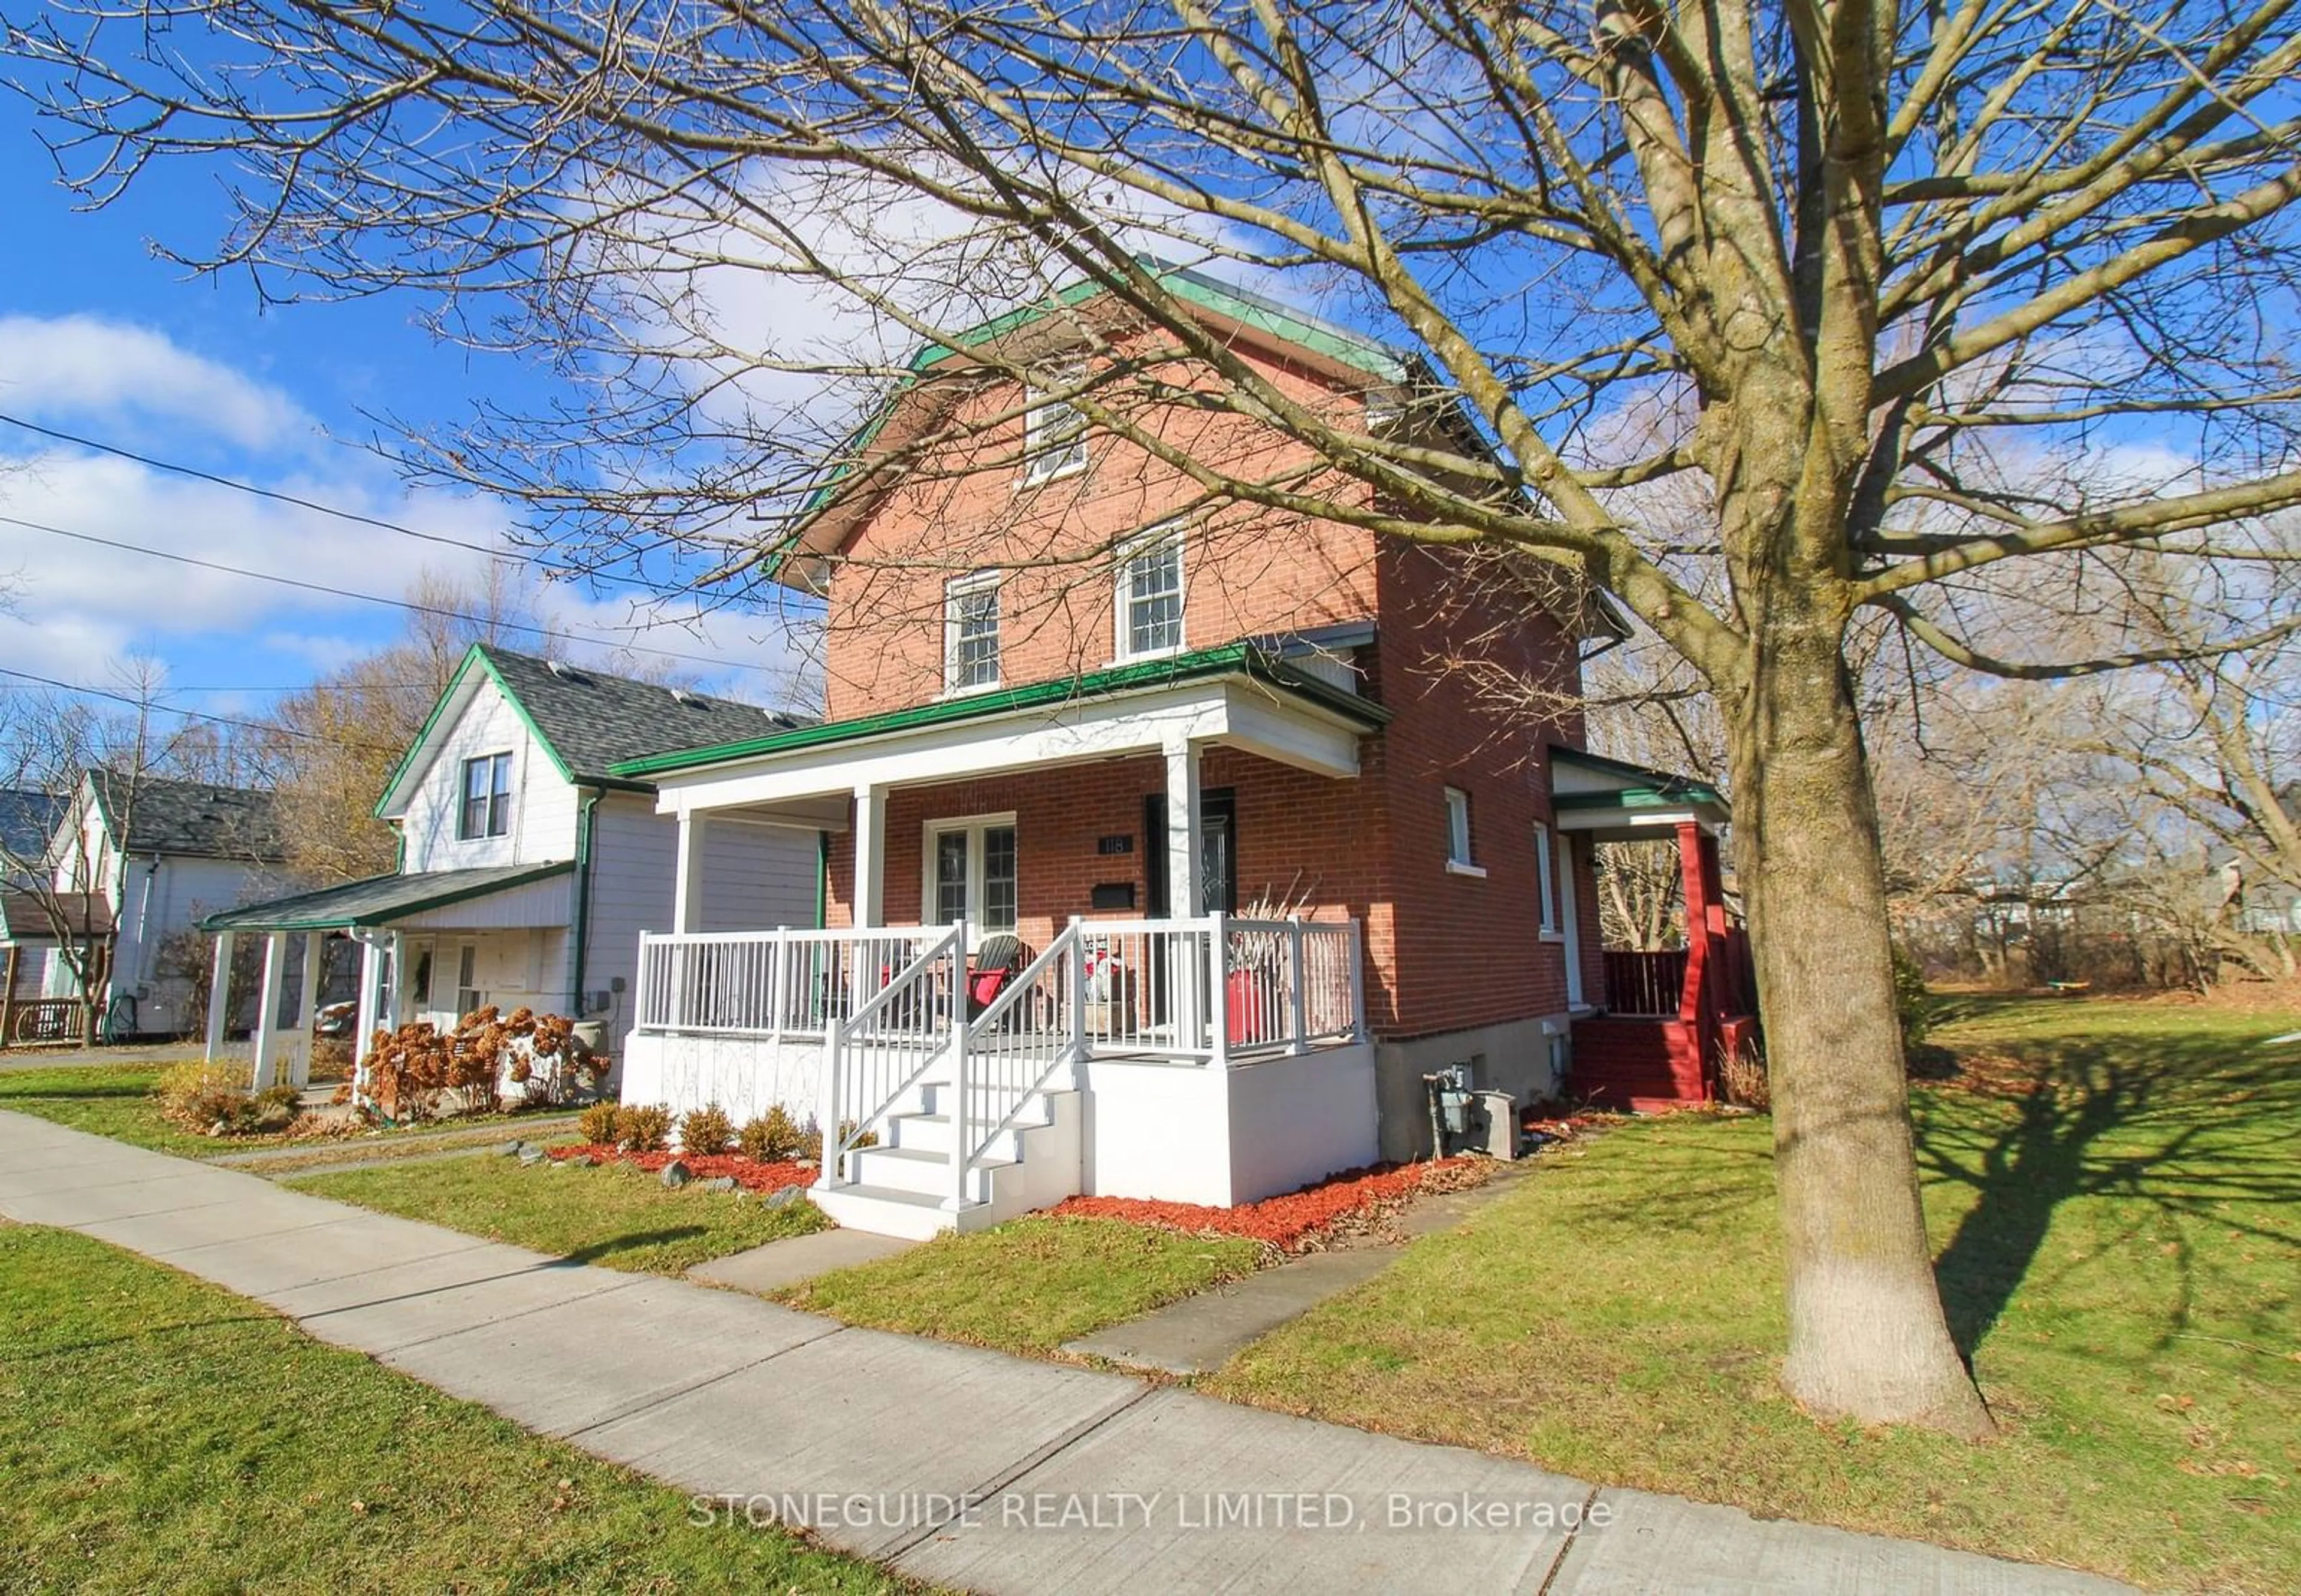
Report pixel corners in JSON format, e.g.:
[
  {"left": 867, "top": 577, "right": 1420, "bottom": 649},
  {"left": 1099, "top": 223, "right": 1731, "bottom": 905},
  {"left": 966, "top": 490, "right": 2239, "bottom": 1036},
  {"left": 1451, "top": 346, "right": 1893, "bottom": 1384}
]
[
  {"left": 35, "top": 772, "right": 295, "bottom": 1039},
  {"left": 203, "top": 645, "right": 822, "bottom": 1087}
]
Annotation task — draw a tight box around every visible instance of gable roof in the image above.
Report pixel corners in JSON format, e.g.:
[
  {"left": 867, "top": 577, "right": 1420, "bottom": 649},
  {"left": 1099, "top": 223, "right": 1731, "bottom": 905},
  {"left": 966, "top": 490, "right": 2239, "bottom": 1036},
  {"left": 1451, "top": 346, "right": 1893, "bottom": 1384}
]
[
  {"left": 0, "top": 789, "right": 66, "bottom": 862},
  {"left": 379, "top": 644, "right": 816, "bottom": 812},
  {"left": 86, "top": 772, "right": 289, "bottom": 862}
]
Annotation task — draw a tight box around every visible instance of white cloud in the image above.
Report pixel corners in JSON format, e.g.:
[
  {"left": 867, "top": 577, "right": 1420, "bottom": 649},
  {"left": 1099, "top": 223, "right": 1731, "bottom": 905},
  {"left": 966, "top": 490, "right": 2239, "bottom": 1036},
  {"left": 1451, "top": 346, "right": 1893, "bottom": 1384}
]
[{"left": 0, "top": 313, "right": 316, "bottom": 452}]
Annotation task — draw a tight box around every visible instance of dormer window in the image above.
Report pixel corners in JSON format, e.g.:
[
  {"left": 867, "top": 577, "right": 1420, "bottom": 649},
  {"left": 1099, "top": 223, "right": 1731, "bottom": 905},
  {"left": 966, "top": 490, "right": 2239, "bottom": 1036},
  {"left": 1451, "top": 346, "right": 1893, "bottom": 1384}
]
[
  {"left": 1022, "top": 367, "right": 1088, "bottom": 484},
  {"left": 1116, "top": 525, "right": 1185, "bottom": 661},
  {"left": 946, "top": 573, "right": 1002, "bottom": 693},
  {"left": 459, "top": 752, "right": 513, "bottom": 840}
]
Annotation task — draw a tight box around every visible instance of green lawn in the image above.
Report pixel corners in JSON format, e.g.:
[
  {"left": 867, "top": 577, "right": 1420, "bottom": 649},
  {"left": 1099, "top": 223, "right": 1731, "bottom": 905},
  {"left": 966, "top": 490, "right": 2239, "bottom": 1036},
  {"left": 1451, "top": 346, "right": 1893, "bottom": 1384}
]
[
  {"left": 0, "top": 1064, "right": 228, "bottom": 1157},
  {"left": 291, "top": 1154, "right": 830, "bottom": 1274},
  {"left": 1202, "top": 995, "right": 2301, "bottom": 1594},
  {"left": 0, "top": 1225, "right": 902, "bottom": 1593},
  {"left": 780, "top": 1216, "right": 1266, "bottom": 1355}
]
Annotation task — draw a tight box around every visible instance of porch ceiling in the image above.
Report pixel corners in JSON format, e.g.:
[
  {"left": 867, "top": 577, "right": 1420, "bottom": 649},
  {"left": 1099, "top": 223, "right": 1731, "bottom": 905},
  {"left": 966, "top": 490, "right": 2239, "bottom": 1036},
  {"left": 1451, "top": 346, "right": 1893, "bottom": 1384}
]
[{"left": 643, "top": 650, "right": 1387, "bottom": 815}]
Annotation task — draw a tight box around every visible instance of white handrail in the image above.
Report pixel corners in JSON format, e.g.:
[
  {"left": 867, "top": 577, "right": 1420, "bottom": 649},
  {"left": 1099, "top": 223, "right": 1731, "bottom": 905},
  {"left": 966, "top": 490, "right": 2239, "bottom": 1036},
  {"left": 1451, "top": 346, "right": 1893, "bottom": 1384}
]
[
  {"left": 954, "top": 923, "right": 1085, "bottom": 1196},
  {"left": 820, "top": 923, "right": 965, "bottom": 1185}
]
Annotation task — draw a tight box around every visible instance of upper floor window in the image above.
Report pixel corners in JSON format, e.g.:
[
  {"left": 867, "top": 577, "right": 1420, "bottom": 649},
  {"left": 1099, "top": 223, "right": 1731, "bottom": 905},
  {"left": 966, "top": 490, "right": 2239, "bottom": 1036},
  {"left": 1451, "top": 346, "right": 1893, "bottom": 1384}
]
[
  {"left": 1444, "top": 785, "right": 1484, "bottom": 876},
  {"left": 946, "top": 573, "right": 1002, "bottom": 693},
  {"left": 1116, "top": 526, "right": 1185, "bottom": 660},
  {"left": 458, "top": 752, "right": 513, "bottom": 840},
  {"left": 1022, "top": 368, "right": 1088, "bottom": 484}
]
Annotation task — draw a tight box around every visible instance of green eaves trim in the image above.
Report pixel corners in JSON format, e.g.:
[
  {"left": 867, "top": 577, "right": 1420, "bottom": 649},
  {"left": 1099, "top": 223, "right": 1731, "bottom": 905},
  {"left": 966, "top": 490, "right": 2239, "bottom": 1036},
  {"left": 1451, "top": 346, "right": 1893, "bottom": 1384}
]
[
  {"left": 372, "top": 645, "right": 586, "bottom": 820},
  {"left": 200, "top": 861, "right": 575, "bottom": 934},
  {"left": 609, "top": 643, "right": 1389, "bottom": 779},
  {"left": 1553, "top": 788, "right": 1724, "bottom": 813}
]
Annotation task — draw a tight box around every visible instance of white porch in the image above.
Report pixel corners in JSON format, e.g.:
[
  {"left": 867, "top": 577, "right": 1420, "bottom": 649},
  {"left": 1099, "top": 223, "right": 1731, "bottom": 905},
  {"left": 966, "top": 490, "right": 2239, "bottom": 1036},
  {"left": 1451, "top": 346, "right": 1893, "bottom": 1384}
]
[{"left": 622, "top": 914, "right": 1374, "bottom": 1235}]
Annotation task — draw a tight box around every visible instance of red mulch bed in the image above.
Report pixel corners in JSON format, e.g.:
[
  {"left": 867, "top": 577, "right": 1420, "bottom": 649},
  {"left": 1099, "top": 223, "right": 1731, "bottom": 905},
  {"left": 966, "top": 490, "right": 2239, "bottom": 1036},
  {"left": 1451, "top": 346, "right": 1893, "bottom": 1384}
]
[
  {"left": 545, "top": 1144, "right": 816, "bottom": 1192},
  {"left": 1049, "top": 1157, "right": 1493, "bottom": 1253}
]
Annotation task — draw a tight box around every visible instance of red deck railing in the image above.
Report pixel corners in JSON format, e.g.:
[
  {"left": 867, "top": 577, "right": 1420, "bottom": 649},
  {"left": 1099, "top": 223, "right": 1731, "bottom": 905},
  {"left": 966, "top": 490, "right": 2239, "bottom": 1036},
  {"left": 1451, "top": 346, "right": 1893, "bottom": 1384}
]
[{"left": 1601, "top": 950, "right": 1689, "bottom": 1016}]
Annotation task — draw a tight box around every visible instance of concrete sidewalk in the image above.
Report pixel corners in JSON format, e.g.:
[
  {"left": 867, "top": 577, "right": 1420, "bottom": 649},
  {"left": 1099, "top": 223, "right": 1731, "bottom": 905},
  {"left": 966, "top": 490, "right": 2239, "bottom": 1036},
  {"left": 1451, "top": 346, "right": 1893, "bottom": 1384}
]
[{"left": 0, "top": 1110, "right": 2131, "bottom": 1596}]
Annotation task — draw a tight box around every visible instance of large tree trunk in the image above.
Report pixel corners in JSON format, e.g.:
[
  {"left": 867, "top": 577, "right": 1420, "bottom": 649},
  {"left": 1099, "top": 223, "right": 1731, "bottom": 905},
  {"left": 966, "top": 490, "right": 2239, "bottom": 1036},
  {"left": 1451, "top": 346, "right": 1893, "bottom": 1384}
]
[{"left": 1729, "top": 619, "right": 1996, "bottom": 1438}]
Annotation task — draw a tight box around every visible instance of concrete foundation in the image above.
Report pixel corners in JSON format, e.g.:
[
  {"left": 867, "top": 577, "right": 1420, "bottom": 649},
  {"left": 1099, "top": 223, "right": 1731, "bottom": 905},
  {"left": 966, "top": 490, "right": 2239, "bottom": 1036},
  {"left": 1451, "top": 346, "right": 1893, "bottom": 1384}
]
[{"left": 1372, "top": 1014, "right": 1570, "bottom": 1162}]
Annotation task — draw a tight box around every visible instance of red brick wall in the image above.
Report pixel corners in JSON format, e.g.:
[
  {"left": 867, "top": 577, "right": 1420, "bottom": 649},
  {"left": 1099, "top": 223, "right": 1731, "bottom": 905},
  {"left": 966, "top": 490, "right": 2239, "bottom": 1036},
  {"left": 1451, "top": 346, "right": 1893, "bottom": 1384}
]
[{"left": 819, "top": 332, "right": 1382, "bottom": 720}]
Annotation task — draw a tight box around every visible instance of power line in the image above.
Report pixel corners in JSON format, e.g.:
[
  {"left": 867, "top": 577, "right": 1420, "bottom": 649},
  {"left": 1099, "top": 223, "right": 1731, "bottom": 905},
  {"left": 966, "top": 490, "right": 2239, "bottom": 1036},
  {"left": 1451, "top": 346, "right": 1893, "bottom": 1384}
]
[
  {"left": 0, "top": 409, "right": 699, "bottom": 603},
  {"left": 0, "top": 510, "right": 793, "bottom": 679},
  {"left": 0, "top": 663, "right": 407, "bottom": 755}
]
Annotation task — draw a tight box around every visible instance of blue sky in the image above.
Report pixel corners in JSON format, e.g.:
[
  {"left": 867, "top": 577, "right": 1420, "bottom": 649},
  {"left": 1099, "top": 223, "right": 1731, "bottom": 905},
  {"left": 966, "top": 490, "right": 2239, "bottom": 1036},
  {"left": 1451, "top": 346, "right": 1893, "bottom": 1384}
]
[{"left": 0, "top": 101, "right": 819, "bottom": 740}]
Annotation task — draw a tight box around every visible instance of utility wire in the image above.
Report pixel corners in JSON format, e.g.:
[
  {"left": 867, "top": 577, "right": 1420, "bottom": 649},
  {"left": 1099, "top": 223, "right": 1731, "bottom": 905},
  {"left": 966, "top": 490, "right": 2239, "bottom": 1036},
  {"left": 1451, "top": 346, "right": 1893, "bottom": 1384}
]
[
  {"left": 0, "top": 409, "right": 696, "bottom": 602},
  {"left": 0, "top": 663, "right": 407, "bottom": 755},
  {"left": 0, "top": 511, "right": 791, "bottom": 679}
]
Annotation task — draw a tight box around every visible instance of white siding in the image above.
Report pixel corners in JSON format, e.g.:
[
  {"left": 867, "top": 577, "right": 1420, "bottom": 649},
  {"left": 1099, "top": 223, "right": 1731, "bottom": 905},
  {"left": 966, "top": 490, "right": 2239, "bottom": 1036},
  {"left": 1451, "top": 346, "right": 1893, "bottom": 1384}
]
[
  {"left": 113, "top": 854, "right": 299, "bottom": 1036},
  {"left": 397, "top": 679, "right": 579, "bottom": 872},
  {"left": 581, "top": 798, "right": 822, "bottom": 1040},
  {"left": 395, "top": 927, "right": 569, "bottom": 1029}
]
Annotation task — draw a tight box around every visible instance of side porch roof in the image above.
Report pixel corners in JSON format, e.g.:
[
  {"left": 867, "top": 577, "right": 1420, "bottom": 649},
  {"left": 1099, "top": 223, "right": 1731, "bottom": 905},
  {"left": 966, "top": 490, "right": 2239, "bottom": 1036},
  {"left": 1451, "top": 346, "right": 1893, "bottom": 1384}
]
[
  {"left": 1549, "top": 746, "right": 1730, "bottom": 841},
  {"left": 200, "top": 862, "right": 573, "bottom": 935}
]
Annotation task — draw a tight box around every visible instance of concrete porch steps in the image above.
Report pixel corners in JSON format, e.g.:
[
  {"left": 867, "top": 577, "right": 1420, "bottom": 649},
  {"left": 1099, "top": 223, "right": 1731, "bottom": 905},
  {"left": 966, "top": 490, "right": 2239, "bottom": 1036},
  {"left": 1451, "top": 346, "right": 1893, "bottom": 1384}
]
[{"left": 816, "top": 1082, "right": 1083, "bottom": 1239}]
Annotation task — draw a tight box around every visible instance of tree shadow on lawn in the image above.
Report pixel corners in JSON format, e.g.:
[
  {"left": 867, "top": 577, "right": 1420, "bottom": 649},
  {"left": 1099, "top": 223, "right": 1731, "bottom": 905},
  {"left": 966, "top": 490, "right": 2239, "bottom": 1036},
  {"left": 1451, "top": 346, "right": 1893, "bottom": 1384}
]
[
  {"left": 1919, "top": 1021, "right": 2301, "bottom": 1359},
  {"left": 557, "top": 1227, "right": 713, "bottom": 1268}
]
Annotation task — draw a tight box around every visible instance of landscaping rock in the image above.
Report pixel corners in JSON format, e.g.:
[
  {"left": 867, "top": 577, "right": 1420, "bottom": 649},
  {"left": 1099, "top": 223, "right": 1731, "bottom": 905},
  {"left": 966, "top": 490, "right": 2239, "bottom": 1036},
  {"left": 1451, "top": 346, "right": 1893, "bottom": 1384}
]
[
  {"left": 659, "top": 1159, "right": 692, "bottom": 1189},
  {"left": 699, "top": 1175, "right": 739, "bottom": 1193},
  {"left": 517, "top": 1145, "right": 548, "bottom": 1166},
  {"left": 496, "top": 1139, "right": 527, "bottom": 1157},
  {"left": 763, "top": 1183, "right": 804, "bottom": 1210}
]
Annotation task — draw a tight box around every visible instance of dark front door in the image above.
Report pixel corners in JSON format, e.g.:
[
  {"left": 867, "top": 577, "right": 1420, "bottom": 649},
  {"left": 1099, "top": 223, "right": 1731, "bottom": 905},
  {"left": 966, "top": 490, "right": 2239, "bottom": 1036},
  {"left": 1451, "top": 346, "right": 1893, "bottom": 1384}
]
[{"left": 1144, "top": 788, "right": 1237, "bottom": 917}]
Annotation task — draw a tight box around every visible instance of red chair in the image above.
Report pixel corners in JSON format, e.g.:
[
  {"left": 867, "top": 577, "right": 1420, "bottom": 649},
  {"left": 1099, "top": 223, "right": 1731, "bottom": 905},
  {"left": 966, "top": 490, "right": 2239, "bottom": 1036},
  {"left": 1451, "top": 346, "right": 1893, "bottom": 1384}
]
[{"left": 967, "top": 934, "right": 1029, "bottom": 1020}]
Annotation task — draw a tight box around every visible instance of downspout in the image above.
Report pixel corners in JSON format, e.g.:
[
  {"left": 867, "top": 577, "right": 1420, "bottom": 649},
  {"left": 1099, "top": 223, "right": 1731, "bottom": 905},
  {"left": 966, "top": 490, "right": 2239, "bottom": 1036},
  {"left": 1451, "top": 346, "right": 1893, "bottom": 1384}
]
[
  {"left": 570, "top": 788, "right": 602, "bottom": 1016},
  {"left": 816, "top": 830, "right": 831, "bottom": 929}
]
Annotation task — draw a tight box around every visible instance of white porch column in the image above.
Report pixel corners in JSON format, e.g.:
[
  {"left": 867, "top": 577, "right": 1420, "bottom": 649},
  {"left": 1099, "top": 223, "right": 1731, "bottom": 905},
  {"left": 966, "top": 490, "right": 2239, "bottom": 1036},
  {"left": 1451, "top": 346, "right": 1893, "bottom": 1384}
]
[
  {"left": 672, "top": 811, "right": 708, "bottom": 933},
  {"left": 203, "top": 929, "right": 234, "bottom": 1066},
  {"left": 250, "top": 931, "right": 288, "bottom": 1090},
  {"left": 352, "top": 935, "right": 384, "bottom": 1060},
  {"left": 291, "top": 930, "right": 324, "bottom": 1087},
  {"left": 1161, "top": 736, "right": 1202, "bottom": 916},
  {"left": 851, "top": 784, "right": 888, "bottom": 929}
]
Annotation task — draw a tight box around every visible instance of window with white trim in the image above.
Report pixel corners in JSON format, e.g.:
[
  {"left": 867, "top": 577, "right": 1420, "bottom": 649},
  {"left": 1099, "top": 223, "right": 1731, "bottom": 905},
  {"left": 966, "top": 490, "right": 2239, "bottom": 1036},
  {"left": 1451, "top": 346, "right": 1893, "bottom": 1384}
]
[
  {"left": 945, "top": 573, "right": 1001, "bottom": 693},
  {"left": 925, "top": 817, "right": 1019, "bottom": 932},
  {"left": 1115, "top": 525, "right": 1185, "bottom": 660},
  {"left": 453, "top": 942, "right": 484, "bottom": 1018},
  {"left": 458, "top": 752, "right": 513, "bottom": 840},
  {"left": 1533, "top": 822, "right": 1559, "bottom": 933},
  {"left": 1444, "top": 787, "right": 1477, "bottom": 870},
  {"left": 1021, "top": 369, "right": 1088, "bottom": 483}
]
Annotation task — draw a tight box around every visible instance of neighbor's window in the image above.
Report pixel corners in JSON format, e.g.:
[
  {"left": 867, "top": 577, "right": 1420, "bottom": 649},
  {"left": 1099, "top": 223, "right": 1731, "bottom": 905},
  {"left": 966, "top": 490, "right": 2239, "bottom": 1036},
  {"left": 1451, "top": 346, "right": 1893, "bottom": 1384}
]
[
  {"left": 1533, "top": 822, "right": 1559, "bottom": 932},
  {"left": 1444, "top": 787, "right": 1477, "bottom": 870},
  {"left": 1116, "top": 526, "right": 1185, "bottom": 660},
  {"left": 1021, "top": 368, "right": 1088, "bottom": 483},
  {"left": 458, "top": 752, "right": 513, "bottom": 839},
  {"left": 946, "top": 573, "right": 1002, "bottom": 693},
  {"left": 454, "top": 943, "right": 482, "bottom": 1018}
]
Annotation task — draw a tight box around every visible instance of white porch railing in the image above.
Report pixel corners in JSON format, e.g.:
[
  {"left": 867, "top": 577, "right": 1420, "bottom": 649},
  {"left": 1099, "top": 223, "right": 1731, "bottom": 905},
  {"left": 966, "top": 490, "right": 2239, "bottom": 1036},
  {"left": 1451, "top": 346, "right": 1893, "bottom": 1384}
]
[
  {"left": 636, "top": 927, "right": 944, "bottom": 1036},
  {"left": 632, "top": 914, "right": 1366, "bottom": 1207}
]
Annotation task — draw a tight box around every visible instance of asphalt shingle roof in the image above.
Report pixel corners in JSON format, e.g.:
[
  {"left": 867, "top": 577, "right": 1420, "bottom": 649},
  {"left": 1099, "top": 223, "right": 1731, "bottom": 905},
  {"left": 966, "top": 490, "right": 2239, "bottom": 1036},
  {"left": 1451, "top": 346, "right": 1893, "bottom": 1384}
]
[
  {"left": 88, "top": 772, "right": 289, "bottom": 862},
  {"left": 0, "top": 889, "right": 109, "bottom": 941},
  {"left": 0, "top": 789, "right": 65, "bottom": 862},
  {"left": 476, "top": 646, "right": 814, "bottom": 782},
  {"left": 201, "top": 861, "right": 573, "bottom": 932}
]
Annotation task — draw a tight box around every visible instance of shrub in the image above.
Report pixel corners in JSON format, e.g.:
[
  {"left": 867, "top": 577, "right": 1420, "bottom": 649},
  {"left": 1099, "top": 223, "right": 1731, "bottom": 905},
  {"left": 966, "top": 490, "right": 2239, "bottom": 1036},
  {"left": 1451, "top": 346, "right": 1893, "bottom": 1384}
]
[
  {"left": 1719, "top": 1038, "right": 1770, "bottom": 1111},
  {"left": 1892, "top": 944, "right": 1933, "bottom": 1051},
  {"left": 576, "top": 1100, "right": 621, "bottom": 1146},
  {"left": 678, "top": 1102, "right": 736, "bottom": 1155},
  {"left": 153, "top": 1064, "right": 301, "bottom": 1137},
  {"left": 614, "top": 1103, "right": 672, "bottom": 1153},
  {"left": 738, "top": 1105, "right": 805, "bottom": 1162}
]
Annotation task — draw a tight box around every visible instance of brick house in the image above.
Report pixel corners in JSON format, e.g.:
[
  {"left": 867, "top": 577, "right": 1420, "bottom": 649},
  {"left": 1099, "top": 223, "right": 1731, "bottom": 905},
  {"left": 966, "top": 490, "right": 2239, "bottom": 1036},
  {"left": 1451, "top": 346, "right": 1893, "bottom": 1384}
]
[{"left": 615, "top": 268, "right": 1743, "bottom": 1236}]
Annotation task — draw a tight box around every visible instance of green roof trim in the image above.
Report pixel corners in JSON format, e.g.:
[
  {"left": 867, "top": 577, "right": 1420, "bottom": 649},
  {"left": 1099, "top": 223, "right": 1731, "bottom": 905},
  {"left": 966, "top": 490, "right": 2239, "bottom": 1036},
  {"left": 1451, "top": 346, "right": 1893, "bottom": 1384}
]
[
  {"left": 1549, "top": 746, "right": 1728, "bottom": 813},
  {"left": 610, "top": 642, "right": 1389, "bottom": 780},
  {"left": 201, "top": 862, "right": 575, "bottom": 934}
]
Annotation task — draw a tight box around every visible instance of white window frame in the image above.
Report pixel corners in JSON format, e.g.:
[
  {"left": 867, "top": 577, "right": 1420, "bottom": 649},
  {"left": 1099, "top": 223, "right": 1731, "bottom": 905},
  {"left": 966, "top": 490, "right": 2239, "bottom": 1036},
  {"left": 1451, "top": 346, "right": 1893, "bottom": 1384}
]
[
  {"left": 453, "top": 941, "right": 484, "bottom": 1018},
  {"left": 458, "top": 751, "right": 514, "bottom": 841},
  {"left": 1113, "top": 524, "right": 1186, "bottom": 663},
  {"left": 944, "top": 572, "right": 1002, "bottom": 695},
  {"left": 1444, "top": 786, "right": 1484, "bottom": 877},
  {"left": 1020, "top": 368, "right": 1089, "bottom": 485},
  {"left": 1534, "top": 821, "right": 1561, "bottom": 936},
  {"left": 921, "top": 813, "right": 1020, "bottom": 933}
]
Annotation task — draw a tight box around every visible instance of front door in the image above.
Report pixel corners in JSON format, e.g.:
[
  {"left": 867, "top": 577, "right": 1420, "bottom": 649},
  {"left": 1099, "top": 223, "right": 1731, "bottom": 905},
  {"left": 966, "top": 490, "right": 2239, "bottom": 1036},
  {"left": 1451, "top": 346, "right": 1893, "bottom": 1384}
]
[{"left": 1144, "top": 789, "right": 1237, "bottom": 917}]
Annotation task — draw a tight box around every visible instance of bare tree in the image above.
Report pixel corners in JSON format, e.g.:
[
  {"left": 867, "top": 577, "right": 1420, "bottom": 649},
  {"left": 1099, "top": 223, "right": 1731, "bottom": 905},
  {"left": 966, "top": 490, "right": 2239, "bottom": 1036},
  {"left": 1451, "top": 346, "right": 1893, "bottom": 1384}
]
[{"left": 17, "top": 0, "right": 2301, "bottom": 1434}]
